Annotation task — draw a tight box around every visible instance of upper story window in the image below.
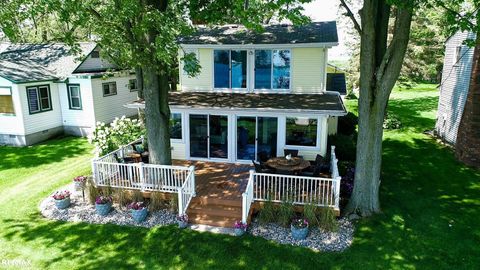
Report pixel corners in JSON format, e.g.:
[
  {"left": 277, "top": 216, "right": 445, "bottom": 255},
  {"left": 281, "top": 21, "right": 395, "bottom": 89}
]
[
  {"left": 27, "top": 85, "right": 52, "bottom": 114},
  {"left": 170, "top": 113, "right": 182, "bottom": 140},
  {"left": 214, "top": 50, "right": 247, "bottom": 89},
  {"left": 454, "top": 46, "right": 462, "bottom": 66},
  {"left": 102, "top": 82, "right": 117, "bottom": 97},
  {"left": 255, "top": 49, "right": 291, "bottom": 90},
  {"left": 128, "top": 79, "right": 138, "bottom": 92},
  {"left": 285, "top": 117, "right": 317, "bottom": 147},
  {"left": 0, "top": 87, "right": 15, "bottom": 115},
  {"left": 67, "top": 84, "right": 82, "bottom": 110}
]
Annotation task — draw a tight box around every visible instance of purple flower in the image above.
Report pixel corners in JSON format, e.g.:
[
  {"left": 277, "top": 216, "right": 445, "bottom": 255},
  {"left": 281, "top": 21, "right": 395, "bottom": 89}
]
[
  {"left": 52, "top": 190, "right": 71, "bottom": 200},
  {"left": 128, "top": 201, "right": 146, "bottom": 210},
  {"left": 177, "top": 214, "right": 188, "bottom": 223},
  {"left": 234, "top": 221, "right": 248, "bottom": 229},
  {"left": 292, "top": 218, "right": 309, "bottom": 229},
  {"left": 73, "top": 176, "right": 87, "bottom": 182},
  {"left": 95, "top": 195, "right": 112, "bottom": 205}
]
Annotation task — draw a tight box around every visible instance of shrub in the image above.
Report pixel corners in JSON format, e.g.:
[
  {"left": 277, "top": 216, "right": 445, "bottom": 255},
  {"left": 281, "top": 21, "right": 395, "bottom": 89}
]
[
  {"left": 89, "top": 116, "right": 146, "bottom": 156},
  {"left": 277, "top": 198, "right": 295, "bottom": 228},
  {"left": 318, "top": 208, "right": 339, "bottom": 232},
  {"left": 169, "top": 195, "right": 178, "bottom": 213},
  {"left": 340, "top": 165, "right": 355, "bottom": 201},
  {"left": 328, "top": 134, "right": 357, "bottom": 161},
  {"left": 149, "top": 191, "right": 165, "bottom": 211},
  {"left": 303, "top": 202, "right": 319, "bottom": 228},
  {"left": 383, "top": 113, "right": 402, "bottom": 129},
  {"left": 113, "top": 188, "right": 129, "bottom": 209},
  {"left": 338, "top": 112, "right": 358, "bottom": 136},
  {"left": 258, "top": 196, "right": 277, "bottom": 225},
  {"left": 132, "top": 190, "right": 144, "bottom": 202},
  {"left": 87, "top": 178, "right": 100, "bottom": 205}
]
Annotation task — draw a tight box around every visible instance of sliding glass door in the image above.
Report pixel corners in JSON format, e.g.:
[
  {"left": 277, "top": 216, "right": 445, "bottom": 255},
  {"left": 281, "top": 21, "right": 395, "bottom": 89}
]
[
  {"left": 189, "top": 114, "right": 228, "bottom": 159},
  {"left": 236, "top": 116, "right": 277, "bottom": 161}
]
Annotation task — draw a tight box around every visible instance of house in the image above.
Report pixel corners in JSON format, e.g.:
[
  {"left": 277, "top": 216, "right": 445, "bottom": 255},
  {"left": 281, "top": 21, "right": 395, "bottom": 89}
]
[
  {"left": 0, "top": 43, "right": 139, "bottom": 146},
  {"left": 127, "top": 21, "right": 347, "bottom": 162},
  {"left": 94, "top": 22, "right": 346, "bottom": 227},
  {"left": 435, "top": 31, "right": 476, "bottom": 145}
]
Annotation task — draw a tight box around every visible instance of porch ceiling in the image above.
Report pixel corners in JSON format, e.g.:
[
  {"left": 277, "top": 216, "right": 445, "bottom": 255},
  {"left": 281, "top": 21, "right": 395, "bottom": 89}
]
[{"left": 126, "top": 92, "right": 347, "bottom": 115}]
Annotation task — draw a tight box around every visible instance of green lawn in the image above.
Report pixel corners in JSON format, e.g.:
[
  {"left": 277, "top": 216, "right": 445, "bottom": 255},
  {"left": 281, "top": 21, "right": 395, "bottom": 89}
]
[{"left": 1, "top": 84, "right": 479, "bottom": 269}]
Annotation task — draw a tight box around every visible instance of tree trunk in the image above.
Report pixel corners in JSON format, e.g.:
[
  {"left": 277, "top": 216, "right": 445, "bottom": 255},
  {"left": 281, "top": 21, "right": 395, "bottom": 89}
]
[
  {"left": 455, "top": 36, "right": 480, "bottom": 168},
  {"left": 143, "top": 66, "right": 172, "bottom": 165}
]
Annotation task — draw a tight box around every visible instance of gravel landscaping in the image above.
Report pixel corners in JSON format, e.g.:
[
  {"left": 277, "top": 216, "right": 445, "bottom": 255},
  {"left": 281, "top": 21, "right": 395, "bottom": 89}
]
[
  {"left": 40, "top": 185, "right": 177, "bottom": 228},
  {"left": 248, "top": 218, "right": 354, "bottom": 252}
]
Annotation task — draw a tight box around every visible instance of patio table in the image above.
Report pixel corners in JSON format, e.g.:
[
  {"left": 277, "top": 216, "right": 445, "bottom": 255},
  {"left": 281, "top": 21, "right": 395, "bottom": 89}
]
[{"left": 265, "top": 157, "right": 310, "bottom": 174}]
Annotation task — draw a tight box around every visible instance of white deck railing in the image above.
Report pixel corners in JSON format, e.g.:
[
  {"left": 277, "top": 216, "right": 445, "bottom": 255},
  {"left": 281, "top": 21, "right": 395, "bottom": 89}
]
[
  {"left": 241, "top": 146, "right": 342, "bottom": 223},
  {"left": 91, "top": 138, "right": 195, "bottom": 215}
]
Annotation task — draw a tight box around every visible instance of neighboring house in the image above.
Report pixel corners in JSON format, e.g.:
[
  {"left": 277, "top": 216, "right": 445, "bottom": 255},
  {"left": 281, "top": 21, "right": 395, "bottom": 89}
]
[
  {"left": 0, "top": 43, "right": 139, "bottom": 146},
  {"left": 127, "top": 21, "right": 347, "bottom": 163},
  {"left": 435, "top": 31, "right": 476, "bottom": 145},
  {"left": 326, "top": 63, "right": 347, "bottom": 95}
]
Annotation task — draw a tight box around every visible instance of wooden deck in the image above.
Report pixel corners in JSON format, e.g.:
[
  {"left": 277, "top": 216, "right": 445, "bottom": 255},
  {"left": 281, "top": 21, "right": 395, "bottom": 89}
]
[{"left": 173, "top": 160, "right": 253, "bottom": 227}]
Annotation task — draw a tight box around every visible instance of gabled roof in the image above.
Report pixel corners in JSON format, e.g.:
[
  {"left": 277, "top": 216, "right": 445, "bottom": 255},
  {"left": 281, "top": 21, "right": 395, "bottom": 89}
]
[
  {"left": 127, "top": 91, "right": 347, "bottom": 116},
  {"left": 0, "top": 42, "right": 97, "bottom": 83},
  {"left": 179, "top": 21, "right": 338, "bottom": 46}
]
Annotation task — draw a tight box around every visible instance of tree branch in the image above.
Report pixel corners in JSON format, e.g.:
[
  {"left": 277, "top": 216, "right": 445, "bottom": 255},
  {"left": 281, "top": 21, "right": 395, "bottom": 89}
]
[{"left": 339, "top": 0, "right": 362, "bottom": 34}]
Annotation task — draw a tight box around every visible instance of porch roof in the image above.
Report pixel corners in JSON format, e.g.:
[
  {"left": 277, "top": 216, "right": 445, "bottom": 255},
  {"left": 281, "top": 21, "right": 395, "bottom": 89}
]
[{"left": 126, "top": 91, "right": 347, "bottom": 115}]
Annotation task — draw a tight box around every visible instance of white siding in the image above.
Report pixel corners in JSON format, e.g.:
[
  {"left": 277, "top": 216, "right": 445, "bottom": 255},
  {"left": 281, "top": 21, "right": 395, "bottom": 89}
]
[
  {"left": 171, "top": 142, "right": 186, "bottom": 159},
  {"left": 327, "top": 116, "right": 338, "bottom": 135},
  {"left": 291, "top": 47, "right": 326, "bottom": 93},
  {"left": 74, "top": 48, "right": 116, "bottom": 73},
  {"left": 92, "top": 75, "right": 138, "bottom": 123},
  {"left": 59, "top": 78, "right": 96, "bottom": 131},
  {"left": 20, "top": 81, "right": 63, "bottom": 135},
  {"left": 435, "top": 31, "right": 476, "bottom": 144},
  {"left": 0, "top": 77, "right": 25, "bottom": 135},
  {"left": 179, "top": 48, "right": 213, "bottom": 91}
]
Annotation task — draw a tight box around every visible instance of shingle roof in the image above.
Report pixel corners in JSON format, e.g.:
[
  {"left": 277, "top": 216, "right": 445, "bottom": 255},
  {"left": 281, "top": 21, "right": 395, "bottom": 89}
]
[
  {"left": 128, "top": 92, "right": 347, "bottom": 115},
  {"left": 0, "top": 43, "right": 96, "bottom": 83},
  {"left": 179, "top": 21, "right": 338, "bottom": 45}
]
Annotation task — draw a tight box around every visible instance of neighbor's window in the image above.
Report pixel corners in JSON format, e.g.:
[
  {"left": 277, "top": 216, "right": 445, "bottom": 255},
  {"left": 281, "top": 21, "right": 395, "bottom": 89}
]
[
  {"left": 454, "top": 46, "right": 462, "bottom": 65},
  {"left": 170, "top": 113, "right": 182, "bottom": 139},
  {"left": 102, "top": 82, "right": 117, "bottom": 96},
  {"left": 67, "top": 84, "right": 82, "bottom": 110},
  {"left": 0, "top": 87, "right": 15, "bottom": 115},
  {"left": 90, "top": 50, "right": 100, "bottom": 58},
  {"left": 285, "top": 117, "right": 318, "bottom": 147},
  {"left": 27, "top": 85, "right": 52, "bottom": 114},
  {"left": 128, "top": 79, "right": 138, "bottom": 92},
  {"left": 214, "top": 50, "right": 247, "bottom": 89},
  {"left": 254, "top": 49, "right": 291, "bottom": 90}
]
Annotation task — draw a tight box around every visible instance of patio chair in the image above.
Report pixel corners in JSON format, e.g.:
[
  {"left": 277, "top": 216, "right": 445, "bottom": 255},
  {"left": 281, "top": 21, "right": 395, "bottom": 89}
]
[
  {"left": 252, "top": 160, "right": 275, "bottom": 173},
  {"left": 300, "top": 164, "right": 321, "bottom": 177},
  {"left": 284, "top": 149, "right": 299, "bottom": 157},
  {"left": 258, "top": 151, "right": 270, "bottom": 163}
]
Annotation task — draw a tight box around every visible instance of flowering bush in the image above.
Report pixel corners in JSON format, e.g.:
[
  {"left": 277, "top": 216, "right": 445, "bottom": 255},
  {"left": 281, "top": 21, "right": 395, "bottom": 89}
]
[
  {"left": 128, "top": 201, "right": 146, "bottom": 210},
  {"left": 89, "top": 116, "right": 146, "bottom": 156},
  {"left": 177, "top": 214, "right": 188, "bottom": 223},
  {"left": 291, "top": 218, "right": 309, "bottom": 229},
  {"left": 73, "top": 176, "right": 87, "bottom": 183},
  {"left": 383, "top": 113, "right": 402, "bottom": 129},
  {"left": 234, "top": 221, "right": 248, "bottom": 230},
  {"left": 95, "top": 195, "right": 113, "bottom": 205},
  {"left": 52, "top": 190, "right": 71, "bottom": 200}
]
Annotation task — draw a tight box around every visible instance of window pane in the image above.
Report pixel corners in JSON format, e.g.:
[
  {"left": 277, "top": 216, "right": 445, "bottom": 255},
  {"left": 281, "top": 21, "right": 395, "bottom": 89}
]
[
  {"left": 71, "top": 98, "right": 80, "bottom": 108},
  {"left": 214, "top": 50, "right": 230, "bottom": 88},
  {"left": 129, "top": 79, "right": 137, "bottom": 91},
  {"left": 0, "top": 95, "right": 15, "bottom": 114},
  {"left": 285, "top": 117, "right": 317, "bottom": 147},
  {"left": 41, "top": 97, "right": 50, "bottom": 110},
  {"left": 255, "top": 50, "right": 272, "bottom": 89},
  {"left": 70, "top": 86, "right": 80, "bottom": 97},
  {"left": 27, "top": 88, "right": 39, "bottom": 112},
  {"left": 273, "top": 50, "right": 291, "bottom": 89},
  {"left": 209, "top": 115, "right": 228, "bottom": 159},
  {"left": 39, "top": 87, "right": 49, "bottom": 98},
  {"left": 231, "top": 50, "right": 247, "bottom": 88},
  {"left": 236, "top": 116, "right": 256, "bottom": 160},
  {"left": 110, "top": 83, "right": 117, "bottom": 94},
  {"left": 103, "top": 84, "right": 110, "bottom": 95},
  {"left": 170, "top": 113, "right": 182, "bottom": 139}
]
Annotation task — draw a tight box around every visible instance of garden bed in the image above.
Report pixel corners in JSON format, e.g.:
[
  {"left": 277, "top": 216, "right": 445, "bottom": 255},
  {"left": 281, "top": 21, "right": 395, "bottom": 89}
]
[{"left": 40, "top": 185, "right": 176, "bottom": 228}]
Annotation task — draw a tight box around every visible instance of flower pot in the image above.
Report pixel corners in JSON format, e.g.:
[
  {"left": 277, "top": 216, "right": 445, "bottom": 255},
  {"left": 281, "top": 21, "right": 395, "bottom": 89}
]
[
  {"left": 234, "top": 228, "right": 246, "bottom": 236},
  {"left": 74, "top": 181, "right": 85, "bottom": 191},
  {"left": 291, "top": 224, "right": 309, "bottom": 240},
  {"left": 54, "top": 197, "right": 71, "bottom": 209},
  {"left": 95, "top": 202, "right": 112, "bottom": 216},
  {"left": 178, "top": 221, "right": 188, "bottom": 229},
  {"left": 130, "top": 208, "right": 148, "bottom": 223}
]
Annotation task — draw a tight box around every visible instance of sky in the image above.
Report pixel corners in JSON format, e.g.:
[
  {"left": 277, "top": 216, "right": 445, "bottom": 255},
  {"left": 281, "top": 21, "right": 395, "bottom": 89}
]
[{"left": 302, "top": 0, "right": 350, "bottom": 61}]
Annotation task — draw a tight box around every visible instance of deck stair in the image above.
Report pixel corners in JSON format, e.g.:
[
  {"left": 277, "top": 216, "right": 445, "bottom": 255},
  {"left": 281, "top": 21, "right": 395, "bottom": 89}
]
[{"left": 186, "top": 196, "right": 243, "bottom": 227}]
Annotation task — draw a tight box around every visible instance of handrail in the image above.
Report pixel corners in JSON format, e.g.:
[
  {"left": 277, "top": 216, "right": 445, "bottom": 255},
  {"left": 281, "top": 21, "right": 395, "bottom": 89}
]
[
  {"left": 178, "top": 166, "right": 196, "bottom": 215},
  {"left": 241, "top": 170, "right": 255, "bottom": 223}
]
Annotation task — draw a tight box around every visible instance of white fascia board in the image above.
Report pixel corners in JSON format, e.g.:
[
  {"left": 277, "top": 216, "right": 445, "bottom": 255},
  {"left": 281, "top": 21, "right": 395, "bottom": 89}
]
[{"left": 180, "top": 42, "right": 338, "bottom": 49}]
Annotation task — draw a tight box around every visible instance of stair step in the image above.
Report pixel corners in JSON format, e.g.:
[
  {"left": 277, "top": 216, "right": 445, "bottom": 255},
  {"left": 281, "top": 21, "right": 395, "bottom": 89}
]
[
  {"left": 187, "top": 203, "right": 241, "bottom": 217},
  {"left": 191, "top": 196, "right": 242, "bottom": 207},
  {"left": 189, "top": 215, "right": 240, "bottom": 227}
]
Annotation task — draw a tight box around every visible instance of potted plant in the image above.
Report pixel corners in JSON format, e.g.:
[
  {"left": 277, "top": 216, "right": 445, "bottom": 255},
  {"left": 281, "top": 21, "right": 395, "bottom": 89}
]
[
  {"left": 95, "top": 195, "right": 113, "bottom": 216},
  {"left": 177, "top": 214, "right": 188, "bottom": 229},
  {"left": 73, "top": 176, "right": 87, "bottom": 191},
  {"left": 291, "top": 218, "right": 309, "bottom": 240},
  {"left": 233, "top": 221, "right": 248, "bottom": 236},
  {"left": 52, "top": 190, "right": 71, "bottom": 209},
  {"left": 128, "top": 201, "right": 148, "bottom": 223}
]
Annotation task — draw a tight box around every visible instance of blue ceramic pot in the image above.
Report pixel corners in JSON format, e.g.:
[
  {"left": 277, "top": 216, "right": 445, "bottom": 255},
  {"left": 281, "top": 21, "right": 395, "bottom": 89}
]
[
  {"left": 291, "top": 225, "right": 309, "bottom": 240},
  {"left": 95, "top": 202, "right": 112, "bottom": 216},
  {"left": 54, "top": 197, "right": 71, "bottom": 209},
  {"left": 234, "top": 228, "right": 246, "bottom": 236},
  {"left": 178, "top": 221, "right": 188, "bottom": 229},
  {"left": 130, "top": 208, "right": 148, "bottom": 223}
]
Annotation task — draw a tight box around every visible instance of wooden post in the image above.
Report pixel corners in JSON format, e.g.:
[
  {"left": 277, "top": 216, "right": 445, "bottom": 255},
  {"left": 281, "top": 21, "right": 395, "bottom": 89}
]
[{"left": 189, "top": 166, "right": 196, "bottom": 197}]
